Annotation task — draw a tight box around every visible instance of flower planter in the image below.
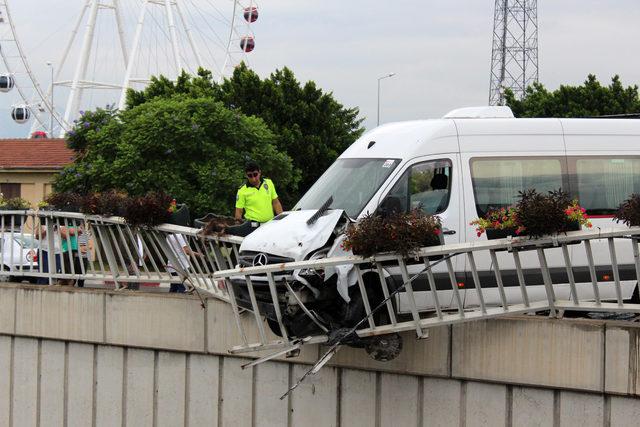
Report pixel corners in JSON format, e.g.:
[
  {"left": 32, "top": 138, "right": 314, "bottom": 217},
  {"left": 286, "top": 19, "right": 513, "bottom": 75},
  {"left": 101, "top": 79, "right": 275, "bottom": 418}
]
[
  {"left": 486, "top": 220, "right": 580, "bottom": 241},
  {"left": 353, "top": 231, "right": 444, "bottom": 260},
  {"left": 486, "top": 227, "right": 518, "bottom": 240},
  {"left": 167, "top": 204, "right": 190, "bottom": 227}
]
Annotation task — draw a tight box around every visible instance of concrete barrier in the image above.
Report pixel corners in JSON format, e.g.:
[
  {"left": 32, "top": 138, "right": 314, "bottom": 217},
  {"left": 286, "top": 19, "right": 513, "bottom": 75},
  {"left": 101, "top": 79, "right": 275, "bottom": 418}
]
[{"left": 2, "top": 284, "right": 640, "bottom": 426}]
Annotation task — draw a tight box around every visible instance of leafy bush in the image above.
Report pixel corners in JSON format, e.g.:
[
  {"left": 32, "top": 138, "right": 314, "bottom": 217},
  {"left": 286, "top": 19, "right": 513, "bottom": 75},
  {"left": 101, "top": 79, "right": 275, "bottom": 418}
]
[
  {"left": 342, "top": 210, "right": 442, "bottom": 258},
  {"left": 470, "top": 189, "right": 592, "bottom": 238},
  {"left": 81, "top": 190, "right": 128, "bottom": 216},
  {"left": 123, "top": 192, "right": 173, "bottom": 228},
  {"left": 614, "top": 194, "right": 640, "bottom": 227},
  {"left": 45, "top": 192, "right": 84, "bottom": 212},
  {"left": 0, "top": 197, "right": 31, "bottom": 210},
  {"left": 516, "top": 189, "right": 574, "bottom": 238},
  {"left": 470, "top": 207, "right": 522, "bottom": 237},
  {"left": 200, "top": 215, "right": 243, "bottom": 236}
]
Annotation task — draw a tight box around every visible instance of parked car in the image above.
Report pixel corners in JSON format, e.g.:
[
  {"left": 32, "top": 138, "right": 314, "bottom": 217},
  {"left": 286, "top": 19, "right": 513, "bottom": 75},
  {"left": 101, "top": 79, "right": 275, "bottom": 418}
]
[{"left": 0, "top": 233, "right": 39, "bottom": 283}]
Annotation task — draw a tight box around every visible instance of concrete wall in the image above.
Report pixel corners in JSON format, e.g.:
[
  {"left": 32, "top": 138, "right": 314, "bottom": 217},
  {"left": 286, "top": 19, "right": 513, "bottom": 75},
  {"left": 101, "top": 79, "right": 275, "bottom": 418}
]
[{"left": 2, "top": 284, "right": 640, "bottom": 426}]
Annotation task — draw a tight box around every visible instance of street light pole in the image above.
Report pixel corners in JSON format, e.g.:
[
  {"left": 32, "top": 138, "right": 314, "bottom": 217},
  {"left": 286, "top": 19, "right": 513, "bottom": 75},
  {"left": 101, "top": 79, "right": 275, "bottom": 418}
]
[
  {"left": 377, "top": 72, "right": 396, "bottom": 126},
  {"left": 46, "top": 61, "right": 54, "bottom": 137}
]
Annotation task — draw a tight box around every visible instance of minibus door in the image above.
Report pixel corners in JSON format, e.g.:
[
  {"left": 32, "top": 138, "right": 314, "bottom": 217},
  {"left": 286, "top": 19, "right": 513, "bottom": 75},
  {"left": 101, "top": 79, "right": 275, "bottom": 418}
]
[{"left": 377, "top": 154, "right": 465, "bottom": 312}]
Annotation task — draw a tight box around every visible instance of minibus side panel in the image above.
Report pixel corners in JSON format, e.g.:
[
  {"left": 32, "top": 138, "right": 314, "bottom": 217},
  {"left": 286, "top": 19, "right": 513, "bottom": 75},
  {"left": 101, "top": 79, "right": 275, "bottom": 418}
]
[
  {"left": 564, "top": 131, "right": 640, "bottom": 301},
  {"left": 460, "top": 131, "right": 567, "bottom": 308}
]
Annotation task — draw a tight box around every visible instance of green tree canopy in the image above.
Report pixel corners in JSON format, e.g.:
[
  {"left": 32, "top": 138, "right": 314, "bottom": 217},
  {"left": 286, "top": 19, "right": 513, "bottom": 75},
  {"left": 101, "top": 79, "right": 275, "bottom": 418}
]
[
  {"left": 505, "top": 74, "right": 640, "bottom": 118},
  {"left": 127, "top": 64, "right": 365, "bottom": 205},
  {"left": 54, "top": 98, "right": 297, "bottom": 217}
]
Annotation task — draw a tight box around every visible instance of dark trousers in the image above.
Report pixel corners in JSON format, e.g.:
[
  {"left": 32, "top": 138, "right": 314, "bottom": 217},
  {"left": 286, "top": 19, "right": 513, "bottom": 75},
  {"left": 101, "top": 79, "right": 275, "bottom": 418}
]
[
  {"left": 169, "top": 272, "right": 185, "bottom": 293},
  {"left": 37, "top": 251, "right": 61, "bottom": 284},
  {"left": 62, "top": 250, "right": 85, "bottom": 286}
]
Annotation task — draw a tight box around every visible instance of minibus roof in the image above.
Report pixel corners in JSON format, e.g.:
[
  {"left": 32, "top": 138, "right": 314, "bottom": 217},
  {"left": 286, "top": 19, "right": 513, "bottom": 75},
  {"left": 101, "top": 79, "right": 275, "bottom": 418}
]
[{"left": 341, "top": 116, "right": 640, "bottom": 160}]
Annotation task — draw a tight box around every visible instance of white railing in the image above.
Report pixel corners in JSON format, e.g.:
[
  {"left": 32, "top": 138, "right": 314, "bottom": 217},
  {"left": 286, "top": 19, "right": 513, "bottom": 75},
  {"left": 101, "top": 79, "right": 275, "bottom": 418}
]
[
  {"left": 210, "top": 226, "right": 640, "bottom": 358},
  {"left": 0, "top": 210, "right": 242, "bottom": 302},
  {"left": 4, "top": 210, "right": 640, "bottom": 364}
]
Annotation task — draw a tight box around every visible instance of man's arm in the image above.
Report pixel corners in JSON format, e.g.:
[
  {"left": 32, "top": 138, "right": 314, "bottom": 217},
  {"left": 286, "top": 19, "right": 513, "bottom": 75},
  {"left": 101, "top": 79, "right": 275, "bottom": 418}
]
[
  {"left": 234, "top": 208, "right": 244, "bottom": 221},
  {"left": 272, "top": 198, "right": 283, "bottom": 215}
]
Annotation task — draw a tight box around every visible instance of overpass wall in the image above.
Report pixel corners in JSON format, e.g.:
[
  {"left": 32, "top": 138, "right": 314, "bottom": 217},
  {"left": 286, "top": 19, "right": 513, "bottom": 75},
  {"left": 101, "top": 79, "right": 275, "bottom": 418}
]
[{"left": 1, "top": 284, "right": 640, "bottom": 426}]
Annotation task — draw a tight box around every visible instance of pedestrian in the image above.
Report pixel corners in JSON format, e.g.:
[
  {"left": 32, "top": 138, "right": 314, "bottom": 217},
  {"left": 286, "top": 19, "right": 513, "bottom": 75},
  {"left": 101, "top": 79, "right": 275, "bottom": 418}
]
[
  {"left": 59, "top": 223, "right": 83, "bottom": 286},
  {"left": 232, "top": 161, "right": 283, "bottom": 236},
  {"left": 166, "top": 233, "right": 201, "bottom": 293},
  {"left": 35, "top": 223, "right": 61, "bottom": 285},
  {"left": 76, "top": 228, "right": 92, "bottom": 288}
]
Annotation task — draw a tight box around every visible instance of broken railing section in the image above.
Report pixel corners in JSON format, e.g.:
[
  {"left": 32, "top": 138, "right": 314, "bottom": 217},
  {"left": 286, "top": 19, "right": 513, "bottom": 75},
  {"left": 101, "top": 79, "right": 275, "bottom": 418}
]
[
  {"left": 0, "top": 210, "right": 242, "bottom": 301},
  {"left": 212, "top": 227, "right": 640, "bottom": 359}
]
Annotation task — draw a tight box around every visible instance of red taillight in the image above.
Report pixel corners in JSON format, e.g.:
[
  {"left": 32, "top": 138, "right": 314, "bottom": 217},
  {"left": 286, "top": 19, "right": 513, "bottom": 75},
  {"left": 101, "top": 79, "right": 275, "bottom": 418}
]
[{"left": 26, "top": 250, "right": 37, "bottom": 263}]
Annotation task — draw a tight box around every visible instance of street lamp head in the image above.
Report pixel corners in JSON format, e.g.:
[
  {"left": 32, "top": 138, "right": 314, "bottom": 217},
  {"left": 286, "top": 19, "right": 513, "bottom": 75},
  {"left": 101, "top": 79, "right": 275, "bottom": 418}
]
[
  {"left": 46, "top": 61, "right": 52, "bottom": 66},
  {"left": 378, "top": 72, "right": 396, "bottom": 81}
]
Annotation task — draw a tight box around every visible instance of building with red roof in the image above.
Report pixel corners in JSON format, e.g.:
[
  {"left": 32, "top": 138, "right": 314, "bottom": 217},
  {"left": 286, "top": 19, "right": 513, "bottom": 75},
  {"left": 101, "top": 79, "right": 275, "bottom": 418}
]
[{"left": 0, "top": 138, "right": 75, "bottom": 207}]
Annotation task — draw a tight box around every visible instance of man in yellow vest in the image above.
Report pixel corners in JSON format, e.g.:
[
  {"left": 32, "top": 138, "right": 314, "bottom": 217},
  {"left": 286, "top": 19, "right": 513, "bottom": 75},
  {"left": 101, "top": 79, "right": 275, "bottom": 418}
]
[{"left": 233, "top": 161, "right": 283, "bottom": 235}]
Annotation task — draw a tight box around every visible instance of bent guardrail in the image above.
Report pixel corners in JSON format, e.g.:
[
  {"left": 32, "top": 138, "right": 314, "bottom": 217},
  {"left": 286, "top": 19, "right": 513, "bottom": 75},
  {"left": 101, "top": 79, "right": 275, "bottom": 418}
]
[
  {"left": 211, "top": 226, "right": 640, "bottom": 360},
  {"left": 4, "top": 210, "right": 640, "bottom": 365}
]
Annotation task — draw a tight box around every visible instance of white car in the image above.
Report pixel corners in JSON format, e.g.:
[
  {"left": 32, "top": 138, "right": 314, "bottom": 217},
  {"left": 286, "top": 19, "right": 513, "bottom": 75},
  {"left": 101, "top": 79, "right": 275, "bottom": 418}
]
[{"left": 0, "top": 233, "right": 39, "bottom": 282}]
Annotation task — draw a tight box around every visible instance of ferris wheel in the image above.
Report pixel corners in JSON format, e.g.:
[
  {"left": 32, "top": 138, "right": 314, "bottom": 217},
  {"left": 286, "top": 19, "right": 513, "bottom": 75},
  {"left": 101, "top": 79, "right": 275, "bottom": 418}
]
[{"left": 0, "top": 0, "right": 259, "bottom": 138}]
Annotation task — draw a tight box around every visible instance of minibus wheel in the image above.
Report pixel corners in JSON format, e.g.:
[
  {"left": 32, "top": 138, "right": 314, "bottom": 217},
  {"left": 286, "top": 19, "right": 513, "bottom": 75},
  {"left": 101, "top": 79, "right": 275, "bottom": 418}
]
[{"left": 365, "top": 333, "right": 403, "bottom": 362}]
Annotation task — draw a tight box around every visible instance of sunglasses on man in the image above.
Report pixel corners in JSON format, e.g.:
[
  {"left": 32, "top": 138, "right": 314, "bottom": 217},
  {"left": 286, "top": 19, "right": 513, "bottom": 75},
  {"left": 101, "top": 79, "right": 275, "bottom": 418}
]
[{"left": 246, "top": 171, "right": 260, "bottom": 178}]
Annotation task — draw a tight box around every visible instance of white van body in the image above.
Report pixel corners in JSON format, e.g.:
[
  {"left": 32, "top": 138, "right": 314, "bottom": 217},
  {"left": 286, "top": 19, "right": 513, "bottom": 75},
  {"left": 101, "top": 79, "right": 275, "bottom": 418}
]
[{"left": 240, "top": 106, "right": 640, "bottom": 312}]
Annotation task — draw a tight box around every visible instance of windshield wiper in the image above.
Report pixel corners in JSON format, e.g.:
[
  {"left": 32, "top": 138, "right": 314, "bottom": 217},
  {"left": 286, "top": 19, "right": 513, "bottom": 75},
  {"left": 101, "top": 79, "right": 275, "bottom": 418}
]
[{"left": 306, "top": 196, "right": 333, "bottom": 226}]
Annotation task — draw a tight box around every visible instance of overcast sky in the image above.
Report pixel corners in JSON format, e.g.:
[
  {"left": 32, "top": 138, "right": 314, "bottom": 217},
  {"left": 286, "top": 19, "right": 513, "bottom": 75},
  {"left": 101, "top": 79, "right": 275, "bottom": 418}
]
[{"left": 1, "top": 0, "right": 640, "bottom": 138}]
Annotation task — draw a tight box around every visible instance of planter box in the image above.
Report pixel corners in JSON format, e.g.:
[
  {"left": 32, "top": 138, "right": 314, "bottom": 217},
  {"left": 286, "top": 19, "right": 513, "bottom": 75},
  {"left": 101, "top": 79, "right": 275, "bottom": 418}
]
[
  {"left": 167, "top": 204, "right": 190, "bottom": 227},
  {"left": 486, "top": 227, "right": 518, "bottom": 240},
  {"left": 485, "top": 221, "right": 580, "bottom": 240}
]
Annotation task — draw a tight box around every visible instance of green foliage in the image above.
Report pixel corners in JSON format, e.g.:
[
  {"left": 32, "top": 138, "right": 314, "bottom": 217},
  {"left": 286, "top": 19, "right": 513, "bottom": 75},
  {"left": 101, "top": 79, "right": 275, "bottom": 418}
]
[
  {"left": 126, "top": 64, "right": 364, "bottom": 206},
  {"left": 615, "top": 194, "right": 640, "bottom": 227},
  {"left": 54, "top": 97, "right": 297, "bottom": 218},
  {"left": 505, "top": 75, "right": 640, "bottom": 118},
  {"left": 0, "top": 197, "right": 31, "bottom": 210}
]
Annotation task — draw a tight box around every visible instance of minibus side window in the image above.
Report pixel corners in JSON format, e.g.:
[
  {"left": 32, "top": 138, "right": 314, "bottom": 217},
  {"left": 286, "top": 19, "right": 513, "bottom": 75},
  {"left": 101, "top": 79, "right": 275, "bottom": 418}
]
[
  {"left": 568, "top": 157, "right": 640, "bottom": 215},
  {"left": 471, "top": 157, "right": 566, "bottom": 216},
  {"left": 384, "top": 159, "right": 452, "bottom": 215}
]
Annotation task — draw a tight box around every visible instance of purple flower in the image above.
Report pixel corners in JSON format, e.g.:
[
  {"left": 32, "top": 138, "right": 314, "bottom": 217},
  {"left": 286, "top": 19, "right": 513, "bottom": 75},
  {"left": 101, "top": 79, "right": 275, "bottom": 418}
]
[
  {"left": 68, "top": 130, "right": 76, "bottom": 136},
  {"left": 79, "top": 110, "right": 85, "bottom": 116},
  {"left": 83, "top": 122, "right": 90, "bottom": 129}
]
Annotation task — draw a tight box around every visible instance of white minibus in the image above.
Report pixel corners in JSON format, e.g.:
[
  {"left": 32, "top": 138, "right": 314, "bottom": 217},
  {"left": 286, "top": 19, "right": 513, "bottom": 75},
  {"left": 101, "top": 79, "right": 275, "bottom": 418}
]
[{"left": 234, "top": 106, "right": 640, "bottom": 336}]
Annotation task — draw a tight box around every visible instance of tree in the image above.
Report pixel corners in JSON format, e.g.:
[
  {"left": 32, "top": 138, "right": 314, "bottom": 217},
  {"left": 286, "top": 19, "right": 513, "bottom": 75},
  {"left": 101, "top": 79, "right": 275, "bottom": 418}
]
[
  {"left": 126, "top": 64, "right": 365, "bottom": 206},
  {"left": 505, "top": 75, "right": 640, "bottom": 118},
  {"left": 54, "top": 98, "right": 297, "bottom": 217}
]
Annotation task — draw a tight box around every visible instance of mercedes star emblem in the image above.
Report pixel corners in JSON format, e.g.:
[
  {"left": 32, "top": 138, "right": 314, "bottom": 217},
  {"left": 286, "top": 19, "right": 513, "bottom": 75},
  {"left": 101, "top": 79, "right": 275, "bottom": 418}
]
[{"left": 252, "top": 253, "right": 269, "bottom": 267}]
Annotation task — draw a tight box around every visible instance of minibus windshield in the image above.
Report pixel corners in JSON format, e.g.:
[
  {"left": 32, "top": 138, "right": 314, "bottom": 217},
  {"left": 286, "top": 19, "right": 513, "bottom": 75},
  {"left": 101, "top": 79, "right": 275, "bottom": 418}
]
[{"left": 294, "top": 158, "right": 400, "bottom": 218}]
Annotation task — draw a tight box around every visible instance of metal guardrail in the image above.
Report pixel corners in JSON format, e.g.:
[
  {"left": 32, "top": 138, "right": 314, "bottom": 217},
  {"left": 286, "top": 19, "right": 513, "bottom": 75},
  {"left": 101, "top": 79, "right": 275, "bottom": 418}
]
[
  {"left": 0, "top": 210, "right": 242, "bottom": 302},
  {"left": 4, "top": 210, "right": 640, "bottom": 363},
  {"left": 211, "top": 226, "right": 640, "bottom": 357}
]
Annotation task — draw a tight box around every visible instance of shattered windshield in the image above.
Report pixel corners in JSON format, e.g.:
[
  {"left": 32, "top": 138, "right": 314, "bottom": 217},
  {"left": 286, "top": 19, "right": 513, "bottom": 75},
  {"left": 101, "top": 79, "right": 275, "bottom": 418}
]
[{"left": 294, "top": 158, "right": 401, "bottom": 218}]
